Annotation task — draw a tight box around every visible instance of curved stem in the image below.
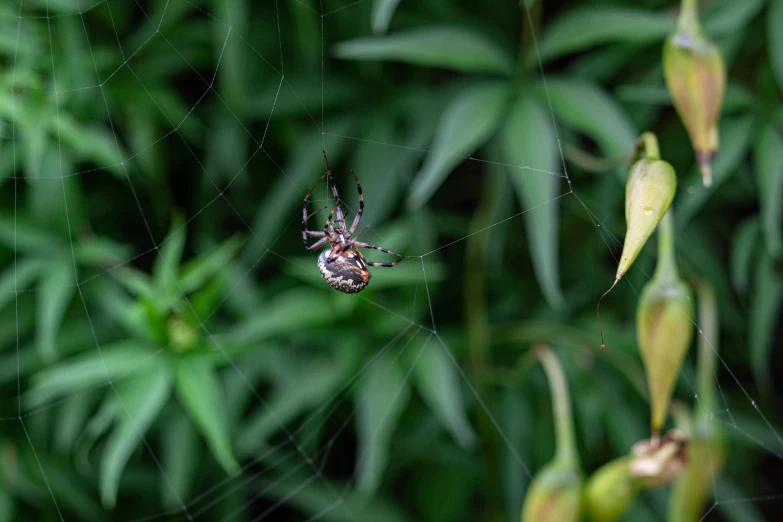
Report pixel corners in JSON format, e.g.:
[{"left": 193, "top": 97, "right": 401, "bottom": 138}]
[
  {"left": 654, "top": 210, "right": 678, "bottom": 281},
  {"left": 696, "top": 281, "right": 718, "bottom": 415},
  {"left": 636, "top": 132, "right": 661, "bottom": 161},
  {"left": 536, "top": 347, "right": 578, "bottom": 467}
]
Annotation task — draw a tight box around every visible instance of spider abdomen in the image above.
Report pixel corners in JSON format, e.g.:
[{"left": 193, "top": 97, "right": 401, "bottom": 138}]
[{"left": 317, "top": 250, "right": 371, "bottom": 294}]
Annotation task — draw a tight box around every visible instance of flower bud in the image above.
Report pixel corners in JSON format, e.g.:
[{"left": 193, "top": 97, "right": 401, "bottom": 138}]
[
  {"left": 522, "top": 348, "right": 583, "bottom": 522},
  {"left": 522, "top": 461, "right": 582, "bottom": 522},
  {"left": 663, "top": 0, "right": 726, "bottom": 187},
  {"left": 637, "top": 211, "right": 694, "bottom": 434},
  {"left": 597, "top": 133, "right": 677, "bottom": 351},
  {"left": 584, "top": 457, "right": 639, "bottom": 522}
]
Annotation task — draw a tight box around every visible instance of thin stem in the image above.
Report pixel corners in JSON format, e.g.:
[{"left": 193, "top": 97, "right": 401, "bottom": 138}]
[
  {"left": 636, "top": 131, "right": 661, "bottom": 161},
  {"left": 696, "top": 280, "right": 718, "bottom": 415},
  {"left": 654, "top": 210, "right": 678, "bottom": 281},
  {"left": 678, "top": 0, "right": 702, "bottom": 34},
  {"left": 536, "top": 347, "right": 578, "bottom": 467}
]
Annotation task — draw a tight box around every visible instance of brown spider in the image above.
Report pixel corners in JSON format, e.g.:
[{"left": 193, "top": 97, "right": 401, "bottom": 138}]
[{"left": 302, "top": 152, "right": 403, "bottom": 293}]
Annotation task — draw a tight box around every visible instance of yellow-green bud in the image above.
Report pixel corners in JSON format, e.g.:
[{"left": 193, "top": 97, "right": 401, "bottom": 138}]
[
  {"left": 597, "top": 133, "right": 677, "bottom": 351},
  {"left": 522, "top": 461, "right": 582, "bottom": 522},
  {"left": 663, "top": 0, "right": 726, "bottom": 187},
  {"left": 637, "top": 211, "right": 694, "bottom": 433},
  {"left": 584, "top": 457, "right": 639, "bottom": 522}
]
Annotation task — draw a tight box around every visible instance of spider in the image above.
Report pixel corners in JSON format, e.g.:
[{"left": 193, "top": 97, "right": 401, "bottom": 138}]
[{"left": 302, "top": 152, "right": 403, "bottom": 293}]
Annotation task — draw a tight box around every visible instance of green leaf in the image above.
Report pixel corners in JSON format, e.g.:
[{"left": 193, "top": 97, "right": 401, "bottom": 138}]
[
  {"left": 36, "top": 260, "right": 75, "bottom": 362},
  {"left": 236, "top": 357, "right": 347, "bottom": 456},
  {"left": 716, "top": 478, "right": 766, "bottom": 522},
  {"left": 407, "top": 83, "right": 508, "bottom": 210},
  {"left": 730, "top": 217, "right": 760, "bottom": 295},
  {"left": 412, "top": 338, "right": 476, "bottom": 448},
  {"left": 702, "top": 0, "right": 765, "bottom": 37},
  {"left": 541, "top": 78, "right": 636, "bottom": 158},
  {"left": 536, "top": 7, "right": 674, "bottom": 63},
  {"left": 55, "top": 392, "right": 96, "bottom": 453},
  {"left": 0, "top": 259, "right": 41, "bottom": 310},
  {"left": 110, "top": 266, "right": 155, "bottom": 298},
  {"left": 677, "top": 116, "right": 755, "bottom": 226},
  {"left": 175, "top": 355, "right": 239, "bottom": 475},
  {"left": 154, "top": 216, "right": 186, "bottom": 291},
  {"left": 770, "top": 0, "right": 783, "bottom": 92},
  {"left": 501, "top": 94, "right": 564, "bottom": 308},
  {"left": 372, "top": 0, "right": 402, "bottom": 34},
  {"left": 25, "top": 341, "right": 159, "bottom": 408},
  {"left": 754, "top": 123, "right": 783, "bottom": 257},
  {"left": 334, "top": 27, "right": 514, "bottom": 75},
  {"left": 100, "top": 365, "right": 172, "bottom": 508},
  {"left": 749, "top": 251, "right": 783, "bottom": 390},
  {"left": 161, "top": 408, "right": 200, "bottom": 509},
  {"left": 355, "top": 351, "right": 412, "bottom": 493},
  {"left": 178, "top": 235, "right": 243, "bottom": 294},
  {"left": 0, "top": 490, "right": 14, "bottom": 522}
]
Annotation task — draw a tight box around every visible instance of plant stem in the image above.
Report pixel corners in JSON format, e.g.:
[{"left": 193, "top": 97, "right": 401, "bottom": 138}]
[
  {"left": 678, "top": 0, "right": 702, "bottom": 34},
  {"left": 637, "top": 131, "right": 661, "bottom": 161},
  {"left": 696, "top": 281, "right": 718, "bottom": 415},
  {"left": 654, "top": 210, "right": 679, "bottom": 281},
  {"left": 536, "top": 347, "right": 578, "bottom": 467}
]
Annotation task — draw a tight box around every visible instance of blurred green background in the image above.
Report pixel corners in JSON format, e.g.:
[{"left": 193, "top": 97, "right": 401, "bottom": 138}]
[{"left": 0, "top": 0, "right": 781, "bottom": 521}]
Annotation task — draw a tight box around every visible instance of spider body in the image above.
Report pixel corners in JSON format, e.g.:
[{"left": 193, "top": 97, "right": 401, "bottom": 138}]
[
  {"left": 318, "top": 250, "right": 371, "bottom": 293},
  {"left": 302, "top": 152, "right": 403, "bottom": 294}
]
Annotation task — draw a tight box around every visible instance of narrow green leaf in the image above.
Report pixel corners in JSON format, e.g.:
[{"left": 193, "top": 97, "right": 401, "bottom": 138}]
[
  {"left": 730, "top": 217, "right": 760, "bottom": 295},
  {"left": 501, "top": 94, "right": 564, "bottom": 308},
  {"left": 334, "top": 27, "right": 514, "bottom": 75},
  {"left": 770, "top": 0, "right": 783, "bottom": 92},
  {"left": 536, "top": 7, "right": 674, "bottom": 63},
  {"left": 412, "top": 338, "right": 476, "bottom": 448},
  {"left": 754, "top": 123, "right": 783, "bottom": 257},
  {"left": 110, "top": 265, "right": 154, "bottom": 298},
  {"left": 372, "top": 0, "right": 402, "bottom": 34},
  {"left": 702, "top": 0, "right": 765, "bottom": 37},
  {"left": 178, "top": 235, "right": 243, "bottom": 294},
  {"left": 161, "top": 408, "right": 200, "bottom": 509},
  {"left": 100, "top": 365, "right": 172, "bottom": 508},
  {"left": 236, "top": 358, "right": 347, "bottom": 456},
  {"left": 749, "top": 251, "right": 783, "bottom": 390},
  {"left": 154, "top": 216, "right": 186, "bottom": 291},
  {"left": 677, "top": 117, "right": 755, "bottom": 225},
  {"left": 355, "top": 351, "right": 412, "bottom": 493},
  {"left": 0, "top": 491, "right": 14, "bottom": 522},
  {"left": 55, "top": 392, "right": 97, "bottom": 453},
  {"left": 541, "top": 78, "right": 636, "bottom": 158},
  {"left": 407, "top": 83, "right": 508, "bottom": 210},
  {"left": 0, "top": 259, "right": 41, "bottom": 310},
  {"left": 25, "top": 341, "right": 159, "bottom": 408},
  {"left": 175, "top": 355, "right": 239, "bottom": 475},
  {"left": 36, "top": 260, "right": 75, "bottom": 362}
]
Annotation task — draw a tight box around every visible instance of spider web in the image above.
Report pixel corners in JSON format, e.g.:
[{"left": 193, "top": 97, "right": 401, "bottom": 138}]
[{"left": 1, "top": 0, "right": 781, "bottom": 521}]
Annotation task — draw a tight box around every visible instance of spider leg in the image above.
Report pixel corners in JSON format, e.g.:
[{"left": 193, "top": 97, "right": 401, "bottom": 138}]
[
  {"left": 354, "top": 241, "right": 404, "bottom": 267},
  {"left": 305, "top": 235, "right": 331, "bottom": 252},
  {"left": 351, "top": 224, "right": 371, "bottom": 242},
  {"left": 345, "top": 168, "right": 364, "bottom": 237},
  {"left": 323, "top": 151, "right": 348, "bottom": 233},
  {"left": 303, "top": 174, "right": 331, "bottom": 248}
]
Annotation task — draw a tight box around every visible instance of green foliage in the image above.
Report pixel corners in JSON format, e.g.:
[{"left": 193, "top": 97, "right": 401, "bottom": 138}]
[{"left": 0, "top": 0, "right": 780, "bottom": 521}]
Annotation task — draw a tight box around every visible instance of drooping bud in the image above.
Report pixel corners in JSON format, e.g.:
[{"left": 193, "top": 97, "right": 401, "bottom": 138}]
[
  {"left": 521, "top": 347, "right": 582, "bottom": 522},
  {"left": 637, "top": 211, "right": 694, "bottom": 435},
  {"left": 629, "top": 430, "right": 688, "bottom": 488},
  {"left": 597, "top": 133, "right": 677, "bottom": 350},
  {"left": 663, "top": 0, "right": 726, "bottom": 187},
  {"left": 584, "top": 457, "right": 640, "bottom": 522}
]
